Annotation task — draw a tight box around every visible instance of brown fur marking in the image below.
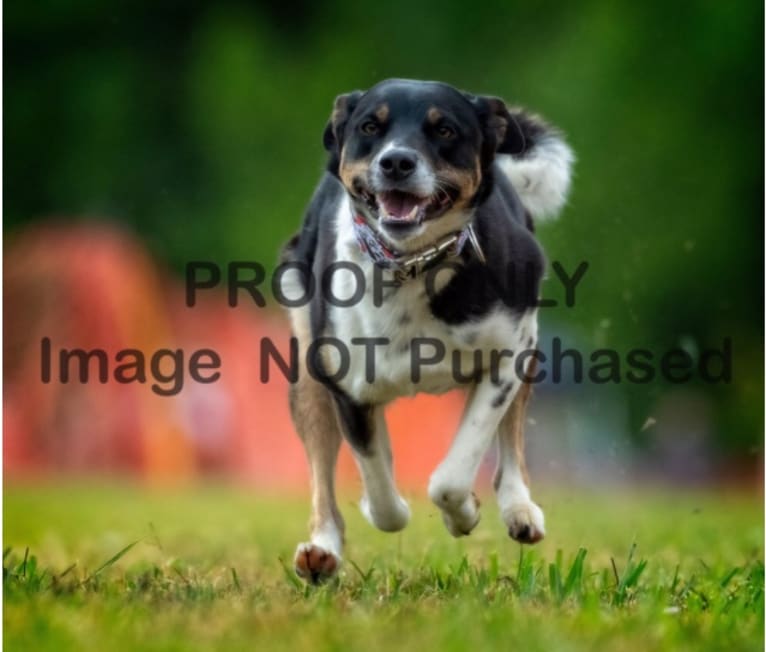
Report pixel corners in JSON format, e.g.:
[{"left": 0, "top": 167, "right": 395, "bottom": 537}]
[
  {"left": 375, "top": 103, "right": 389, "bottom": 122},
  {"left": 289, "top": 307, "right": 345, "bottom": 541},
  {"left": 496, "top": 356, "right": 537, "bottom": 487},
  {"left": 339, "top": 153, "right": 372, "bottom": 194},
  {"left": 436, "top": 156, "right": 482, "bottom": 210}
]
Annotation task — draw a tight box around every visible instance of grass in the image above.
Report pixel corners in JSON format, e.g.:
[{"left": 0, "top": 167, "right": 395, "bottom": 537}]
[{"left": 3, "top": 482, "right": 764, "bottom": 652}]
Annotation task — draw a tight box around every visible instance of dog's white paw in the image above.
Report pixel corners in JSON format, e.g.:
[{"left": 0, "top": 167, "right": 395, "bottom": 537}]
[
  {"left": 503, "top": 500, "right": 545, "bottom": 544},
  {"left": 360, "top": 494, "right": 411, "bottom": 532},
  {"left": 435, "top": 491, "right": 481, "bottom": 537},
  {"left": 294, "top": 542, "right": 341, "bottom": 584}
]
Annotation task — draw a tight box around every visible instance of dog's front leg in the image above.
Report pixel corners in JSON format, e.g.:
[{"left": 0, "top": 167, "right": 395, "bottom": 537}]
[
  {"left": 290, "top": 374, "right": 345, "bottom": 584},
  {"left": 428, "top": 348, "right": 537, "bottom": 537}
]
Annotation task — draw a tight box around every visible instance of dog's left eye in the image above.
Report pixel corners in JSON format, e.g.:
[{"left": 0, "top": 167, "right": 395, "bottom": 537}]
[
  {"left": 436, "top": 125, "right": 456, "bottom": 140},
  {"left": 360, "top": 120, "right": 380, "bottom": 136}
]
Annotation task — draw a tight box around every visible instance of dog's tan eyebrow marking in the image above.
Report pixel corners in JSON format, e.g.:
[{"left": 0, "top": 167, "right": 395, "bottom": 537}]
[
  {"left": 374, "top": 103, "right": 389, "bottom": 122},
  {"left": 427, "top": 107, "right": 443, "bottom": 124}
]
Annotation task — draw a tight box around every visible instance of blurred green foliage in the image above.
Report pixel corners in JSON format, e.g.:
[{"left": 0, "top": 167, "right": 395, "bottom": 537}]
[{"left": 4, "top": 0, "right": 763, "bottom": 451}]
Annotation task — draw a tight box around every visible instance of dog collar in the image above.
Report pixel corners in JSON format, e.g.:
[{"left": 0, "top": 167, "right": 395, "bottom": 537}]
[{"left": 351, "top": 212, "right": 486, "bottom": 282}]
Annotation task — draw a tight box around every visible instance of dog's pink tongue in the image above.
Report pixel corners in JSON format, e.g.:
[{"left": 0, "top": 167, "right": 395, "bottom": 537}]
[{"left": 379, "top": 191, "right": 419, "bottom": 220}]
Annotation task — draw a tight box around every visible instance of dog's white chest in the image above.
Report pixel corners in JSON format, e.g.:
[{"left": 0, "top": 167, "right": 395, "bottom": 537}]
[
  {"left": 322, "top": 196, "right": 533, "bottom": 404},
  {"left": 326, "top": 258, "right": 528, "bottom": 404},
  {"left": 328, "top": 269, "right": 454, "bottom": 401}
]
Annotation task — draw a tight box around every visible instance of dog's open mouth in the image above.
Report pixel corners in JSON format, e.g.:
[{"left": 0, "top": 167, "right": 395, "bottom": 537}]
[{"left": 357, "top": 186, "right": 458, "bottom": 228}]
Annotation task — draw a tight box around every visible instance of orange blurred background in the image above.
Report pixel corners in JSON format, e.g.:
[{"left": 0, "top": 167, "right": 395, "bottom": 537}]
[{"left": 4, "top": 222, "right": 470, "bottom": 490}]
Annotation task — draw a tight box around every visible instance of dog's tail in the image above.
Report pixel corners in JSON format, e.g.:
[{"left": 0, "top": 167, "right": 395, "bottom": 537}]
[{"left": 495, "top": 110, "right": 574, "bottom": 221}]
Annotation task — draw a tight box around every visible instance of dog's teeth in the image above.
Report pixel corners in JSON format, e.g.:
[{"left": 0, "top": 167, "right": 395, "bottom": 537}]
[{"left": 407, "top": 204, "right": 419, "bottom": 220}]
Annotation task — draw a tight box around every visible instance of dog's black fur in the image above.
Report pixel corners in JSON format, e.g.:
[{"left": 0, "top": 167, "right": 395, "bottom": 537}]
[
  {"left": 284, "top": 80, "right": 549, "bottom": 451},
  {"left": 284, "top": 79, "right": 572, "bottom": 582}
]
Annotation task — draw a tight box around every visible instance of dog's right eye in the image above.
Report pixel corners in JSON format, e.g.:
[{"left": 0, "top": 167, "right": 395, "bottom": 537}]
[{"left": 360, "top": 120, "right": 380, "bottom": 136}]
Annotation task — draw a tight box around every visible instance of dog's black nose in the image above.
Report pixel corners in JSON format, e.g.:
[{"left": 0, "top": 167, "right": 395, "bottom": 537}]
[{"left": 379, "top": 150, "right": 417, "bottom": 180}]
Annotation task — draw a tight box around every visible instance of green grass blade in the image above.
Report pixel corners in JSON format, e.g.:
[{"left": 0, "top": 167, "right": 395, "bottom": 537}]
[{"left": 84, "top": 540, "right": 140, "bottom": 582}]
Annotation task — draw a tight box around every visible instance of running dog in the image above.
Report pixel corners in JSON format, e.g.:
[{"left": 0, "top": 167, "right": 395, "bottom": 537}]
[{"left": 281, "top": 79, "right": 573, "bottom": 583}]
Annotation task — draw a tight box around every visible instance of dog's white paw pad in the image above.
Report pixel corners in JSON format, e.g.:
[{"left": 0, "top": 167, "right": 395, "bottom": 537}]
[{"left": 294, "top": 543, "right": 340, "bottom": 584}]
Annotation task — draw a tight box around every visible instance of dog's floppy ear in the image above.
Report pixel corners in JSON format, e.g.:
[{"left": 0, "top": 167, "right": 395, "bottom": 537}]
[
  {"left": 467, "top": 94, "right": 527, "bottom": 162},
  {"left": 323, "top": 90, "right": 365, "bottom": 152}
]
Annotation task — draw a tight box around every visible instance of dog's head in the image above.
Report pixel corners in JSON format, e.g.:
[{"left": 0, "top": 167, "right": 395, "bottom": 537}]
[{"left": 323, "top": 79, "right": 525, "bottom": 244}]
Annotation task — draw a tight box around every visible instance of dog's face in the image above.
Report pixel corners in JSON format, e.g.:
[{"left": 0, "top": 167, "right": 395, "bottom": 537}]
[{"left": 324, "top": 79, "right": 525, "bottom": 243}]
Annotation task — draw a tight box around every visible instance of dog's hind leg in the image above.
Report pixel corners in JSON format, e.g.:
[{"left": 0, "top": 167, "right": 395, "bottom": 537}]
[
  {"left": 348, "top": 407, "right": 411, "bottom": 533},
  {"left": 494, "top": 357, "right": 545, "bottom": 544},
  {"left": 291, "top": 373, "right": 345, "bottom": 583}
]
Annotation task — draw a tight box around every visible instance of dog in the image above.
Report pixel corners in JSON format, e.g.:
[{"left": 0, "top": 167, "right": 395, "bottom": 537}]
[{"left": 281, "top": 79, "right": 573, "bottom": 583}]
